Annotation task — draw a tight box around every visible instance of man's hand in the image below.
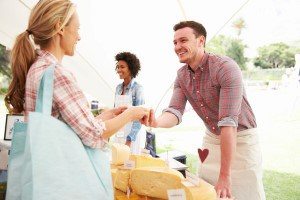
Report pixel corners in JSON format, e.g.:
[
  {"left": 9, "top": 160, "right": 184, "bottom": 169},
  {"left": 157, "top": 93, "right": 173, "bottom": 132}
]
[
  {"left": 147, "top": 109, "right": 158, "bottom": 127},
  {"left": 215, "top": 171, "right": 232, "bottom": 198}
]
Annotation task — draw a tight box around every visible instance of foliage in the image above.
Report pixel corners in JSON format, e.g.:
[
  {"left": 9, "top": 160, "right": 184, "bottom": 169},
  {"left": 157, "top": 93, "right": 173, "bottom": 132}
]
[
  {"left": 206, "top": 35, "right": 247, "bottom": 70},
  {"left": 0, "top": 44, "right": 11, "bottom": 79},
  {"left": 254, "top": 42, "right": 299, "bottom": 69},
  {"left": 232, "top": 17, "right": 246, "bottom": 37}
]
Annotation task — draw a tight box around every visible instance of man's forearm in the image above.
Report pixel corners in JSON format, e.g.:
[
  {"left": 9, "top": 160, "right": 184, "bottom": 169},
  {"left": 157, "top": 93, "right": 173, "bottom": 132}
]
[
  {"left": 156, "top": 112, "right": 179, "bottom": 128},
  {"left": 219, "top": 126, "right": 237, "bottom": 177}
]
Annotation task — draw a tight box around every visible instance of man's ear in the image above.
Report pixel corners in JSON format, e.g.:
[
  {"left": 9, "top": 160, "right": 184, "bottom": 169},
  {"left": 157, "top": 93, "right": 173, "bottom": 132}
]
[
  {"left": 55, "top": 22, "right": 64, "bottom": 36},
  {"left": 198, "top": 35, "right": 205, "bottom": 47}
]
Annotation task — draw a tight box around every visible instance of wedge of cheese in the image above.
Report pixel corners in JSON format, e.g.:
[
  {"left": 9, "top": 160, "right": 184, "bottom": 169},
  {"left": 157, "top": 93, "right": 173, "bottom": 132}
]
[
  {"left": 181, "top": 180, "right": 217, "bottom": 200},
  {"left": 130, "top": 167, "right": 184, "bottom": 199},
  {"left": 115, "top": 191, "right": 140, "bottom": 200},
  {"left": 114, "top": 168, "right": 131, "bottom": 192},
  {"left": 111, "top": 143, "right": 130, "bottom": 165},
  {"left": 129, "top": 154, "right": 167, "bottom": 168},
  {"left": 111, "top": 168, "right": 117, "bottom": 185}
]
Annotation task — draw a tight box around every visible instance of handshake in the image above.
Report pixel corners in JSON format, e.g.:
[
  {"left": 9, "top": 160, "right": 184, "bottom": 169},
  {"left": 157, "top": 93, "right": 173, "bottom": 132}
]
[{"left": 110, "top": 106, "right": 156, "bottom": 127}]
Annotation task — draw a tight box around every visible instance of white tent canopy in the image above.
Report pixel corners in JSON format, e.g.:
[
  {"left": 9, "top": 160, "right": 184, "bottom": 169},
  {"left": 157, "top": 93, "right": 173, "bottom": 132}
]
[{"left": 1, "top": 0, "right": 299, "bottom": 110}]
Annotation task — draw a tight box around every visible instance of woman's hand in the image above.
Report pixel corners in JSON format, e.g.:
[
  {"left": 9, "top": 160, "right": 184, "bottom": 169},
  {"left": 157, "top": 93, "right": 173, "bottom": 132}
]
[
  {"left": 96, "top": 106, "right": 127, "bottom": 121},
  {"left": 125, "top": 106, "right": 150, "bottom": 122},
  {"left": 112, "top": 106, "right": 127, "bottom": 116}
]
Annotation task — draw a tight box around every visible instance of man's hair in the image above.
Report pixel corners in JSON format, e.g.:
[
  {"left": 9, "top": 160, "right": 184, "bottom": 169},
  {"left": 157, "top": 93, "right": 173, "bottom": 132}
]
[
  {"left": 173, "top": 21, "right": 207, "bottom": 39},
  {"left": 115, "top": 52, "right": 141, "bottom": 78}
]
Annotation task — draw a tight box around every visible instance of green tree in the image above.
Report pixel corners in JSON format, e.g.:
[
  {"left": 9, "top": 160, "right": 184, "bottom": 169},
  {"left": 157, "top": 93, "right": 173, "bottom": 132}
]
[
  {"left": 254, "top": 43, "right": 298, "bottom": 69},
  {"left": 232, "top": 17, "right": 246, "bottom": 38},
  {"left": 206, "top": 35, "right": 247, "bottom": 70},
  {"left": 0, "top": 44, "right": 11, "bottom": 79}
]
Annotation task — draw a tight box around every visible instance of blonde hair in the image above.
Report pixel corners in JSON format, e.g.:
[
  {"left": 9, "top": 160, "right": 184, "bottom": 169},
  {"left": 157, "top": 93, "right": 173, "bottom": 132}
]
[{"left": 5, "top": 0, "right": 76, "bottom": 113}]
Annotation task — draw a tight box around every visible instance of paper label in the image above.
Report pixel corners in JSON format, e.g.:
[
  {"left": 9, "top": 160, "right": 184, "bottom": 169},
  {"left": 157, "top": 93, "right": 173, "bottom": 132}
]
[
  {"left": 124, "top": 160, "right": 135, "bottom": 169},
  {"left": 167, "top": 189, "right": 186, "bottom": 200},
  {"left": 185, "top": 171, "right": 200, "bottom": 186},
  {"left": 141, "top": 148, "right": 150, "bottom": 155}
]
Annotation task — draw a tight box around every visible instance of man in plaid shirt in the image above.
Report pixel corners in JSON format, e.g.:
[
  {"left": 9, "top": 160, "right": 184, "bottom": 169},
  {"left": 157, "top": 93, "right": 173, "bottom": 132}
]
[{"left": 149, "top": 21, "right": 265, "bottom": 200}]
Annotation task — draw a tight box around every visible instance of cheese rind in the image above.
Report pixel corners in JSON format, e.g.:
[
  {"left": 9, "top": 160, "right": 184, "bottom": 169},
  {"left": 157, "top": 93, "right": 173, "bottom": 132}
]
[
  {"left": 111, "top": 143, "right": 130, "bottom": 165},
  {"left": 114, "top": 168, "right": 131, "bottom": 192},
  {"left": 181, "top": 180, "right": 217, "bottom": 200},
  {"left": 130, "top": 167, "right": 184, "bottom": 199},
  {"left": 129, "top": 154, "right": 167, "bottom": 168}
]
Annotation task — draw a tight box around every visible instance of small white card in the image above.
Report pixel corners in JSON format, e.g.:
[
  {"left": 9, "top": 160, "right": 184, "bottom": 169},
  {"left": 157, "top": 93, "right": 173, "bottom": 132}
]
[
  {"left": 167, "top": 189, "right": 186, "bottom": 200},
  {"left": 185, "top": 171, "right": 200, "bottom": 186},
  {"left": 124, "top": 160, "right": 135, "bottom": 169},
  {"left": 141, "top": 148, "right": 150, "bottom": 155}
]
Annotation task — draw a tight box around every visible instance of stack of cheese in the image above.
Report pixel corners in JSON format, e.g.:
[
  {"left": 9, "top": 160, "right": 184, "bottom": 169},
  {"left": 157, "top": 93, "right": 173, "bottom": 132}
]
[{"left": 110, "top": 143, "right": 216, "bottom": 200}]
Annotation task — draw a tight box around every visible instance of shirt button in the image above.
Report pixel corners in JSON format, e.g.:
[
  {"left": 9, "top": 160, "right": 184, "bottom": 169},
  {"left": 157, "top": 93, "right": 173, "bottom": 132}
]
[
  {"left": 193, "top": 76, "right": 195, "bottom": 79},
  {"left": 200, "top": 104, "right": 204, "bottom": 107},
  {"left": 197, "top": 91, "right": 200, "bottom": 93},
  {"left": 212, "top": 127, "right": 215, "bottom": 130},
  {"left": 205, "top": 116, "right": 209, "bottom": 119},
  {"left": 200, "top": 68, "right": 204, "bottom": 71}
]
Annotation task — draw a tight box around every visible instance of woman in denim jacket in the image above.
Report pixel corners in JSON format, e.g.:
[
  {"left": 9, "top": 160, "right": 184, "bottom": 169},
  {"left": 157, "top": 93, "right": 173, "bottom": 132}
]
[{"left": 114, "top": 52, "right": 146, "bottom": 154}]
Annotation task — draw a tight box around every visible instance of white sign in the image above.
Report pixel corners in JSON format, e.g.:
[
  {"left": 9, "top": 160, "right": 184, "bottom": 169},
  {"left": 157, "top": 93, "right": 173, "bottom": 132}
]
[
  {"left": 124, "top": 160, "right": 135, "bottom": 169},
  {"left": 167, "top": 189, "right": 186, "bottom": 200}
]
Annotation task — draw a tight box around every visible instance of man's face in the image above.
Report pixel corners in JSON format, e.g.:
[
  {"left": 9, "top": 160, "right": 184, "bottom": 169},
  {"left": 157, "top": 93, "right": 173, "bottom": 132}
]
[{"left": 173, "top": 27, "right": 204, "bottom": 65}]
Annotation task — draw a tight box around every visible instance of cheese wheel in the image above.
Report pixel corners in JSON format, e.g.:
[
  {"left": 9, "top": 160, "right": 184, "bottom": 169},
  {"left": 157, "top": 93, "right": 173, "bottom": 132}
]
[
  {"left": 114, "top": 168, "right": 131, "bottom": 192},
  {"left": 181, "top": 180, "right": 217, "bottom": 200},
  {"left": 111, "top": 143, "right": 130, "bottom": 165},
  {"left": 111, "top": 168, "right": 117, "bottom": 185},
  {"left": 129, "top": 154, "right": 167, "bottom": 168},
  {"left": 130, "top": 167, "right": 184, "bottom": 199}
]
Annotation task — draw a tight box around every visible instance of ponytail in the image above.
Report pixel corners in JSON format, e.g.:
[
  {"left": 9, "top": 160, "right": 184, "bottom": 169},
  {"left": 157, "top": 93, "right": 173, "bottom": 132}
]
[{"left": 5, "top": 31, "right": 36, "bottom": 114}]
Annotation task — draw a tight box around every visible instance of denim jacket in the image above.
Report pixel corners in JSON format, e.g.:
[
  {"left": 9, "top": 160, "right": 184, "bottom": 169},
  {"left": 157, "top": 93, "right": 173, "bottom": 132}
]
[{"left": 115, "top": 79, "right": 145, "bottom": 141}]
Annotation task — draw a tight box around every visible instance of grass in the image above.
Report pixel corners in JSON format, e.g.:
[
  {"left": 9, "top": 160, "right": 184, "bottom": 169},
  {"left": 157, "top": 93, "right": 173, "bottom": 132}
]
[
  {"left": 157, "top": 147, "right": 300, "bottom": 200},
  {"left": 264, "top": 170, "right": 300, "bottom": 200}
]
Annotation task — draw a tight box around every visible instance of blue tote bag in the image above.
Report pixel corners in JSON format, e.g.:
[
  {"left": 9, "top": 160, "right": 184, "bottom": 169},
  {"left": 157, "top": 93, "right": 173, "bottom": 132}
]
[{"left": 6, "top": 65, "right": 113, "bottom": 200}]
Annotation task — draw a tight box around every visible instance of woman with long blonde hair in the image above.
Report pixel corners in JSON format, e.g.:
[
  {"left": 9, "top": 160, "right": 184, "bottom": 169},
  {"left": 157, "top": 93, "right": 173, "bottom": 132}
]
[{"left": 5, "top": 0, "right": 149, "bottom": 149}]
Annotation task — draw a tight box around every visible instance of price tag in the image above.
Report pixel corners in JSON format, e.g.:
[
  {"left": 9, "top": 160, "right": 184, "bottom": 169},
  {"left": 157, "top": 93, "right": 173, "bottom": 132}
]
[
  {"left": 167, "top": 189, "right": 186, "bottom": 200},
  {"left": 123, "top": 160, "right": 135, "bottom": 169},
  {"left": 141, "top": 148, "right": 150, "bottom": 155},
  {"left": 185, "top": 171, "right": 200, "bottom": 186}
]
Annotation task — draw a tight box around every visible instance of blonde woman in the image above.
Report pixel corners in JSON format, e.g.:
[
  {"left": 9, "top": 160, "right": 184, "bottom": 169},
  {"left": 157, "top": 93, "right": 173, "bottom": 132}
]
[{"left": 5, "top": 0, "right": 149, "bottom": 150}]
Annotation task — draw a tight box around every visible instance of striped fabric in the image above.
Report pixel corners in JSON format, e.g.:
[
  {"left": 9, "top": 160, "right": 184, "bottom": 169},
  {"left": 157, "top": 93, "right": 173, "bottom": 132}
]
[
  {"left": 25, "top": 50, "right": 106, "bottom": 148},
  {"left": 164, "top": 52, "right": 257, "bottom": 135}
]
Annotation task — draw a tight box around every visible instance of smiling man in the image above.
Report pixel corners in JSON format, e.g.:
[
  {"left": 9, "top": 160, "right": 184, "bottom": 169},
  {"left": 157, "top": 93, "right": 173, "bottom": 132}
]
[{"left": 148, "top": 21, "right": 265, "bottom": 200}]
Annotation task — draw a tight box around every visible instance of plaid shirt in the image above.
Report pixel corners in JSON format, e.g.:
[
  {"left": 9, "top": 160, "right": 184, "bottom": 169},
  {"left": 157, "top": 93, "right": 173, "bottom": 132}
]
[
  {"left": 164, "top": 52, "right": 257, "bottom": 135},
  {"left": 25, "top": 50, "right": 106, "bottom": 148}
]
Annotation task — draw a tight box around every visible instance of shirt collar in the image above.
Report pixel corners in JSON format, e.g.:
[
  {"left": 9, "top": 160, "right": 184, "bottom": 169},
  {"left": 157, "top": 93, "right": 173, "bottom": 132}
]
[
  {"left": 187, "top": 51, "right": 209, "bottom": 72},
  {"left": 36, "top": 49, "right": 60, "bottom": 66},
  {"left": 123, "top": 78, "right": 136, "bottom": 90}
]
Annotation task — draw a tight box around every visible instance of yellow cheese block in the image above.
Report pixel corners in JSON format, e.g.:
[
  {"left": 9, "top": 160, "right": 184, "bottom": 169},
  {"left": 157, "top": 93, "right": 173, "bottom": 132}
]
[
  {"left": 111, "top": 168, "right": 117, "bottom": 185},
  {"left": 115, "top": 191, "right": 140, "bottom": 200},
  {"left": 181, "top": 180, "right": 217, "bottom": 200},
  {"left": 130, "top": 167, "right": 184, "bottom": 199},
  {"left": 129, "top": 154, "right": 167, "bottom": 168},
  {"left": 111, "top": 143, "right": 130, "bottom": 165},
  {"left": 114, "top": 168, "right": 131, "bottom": 192}
]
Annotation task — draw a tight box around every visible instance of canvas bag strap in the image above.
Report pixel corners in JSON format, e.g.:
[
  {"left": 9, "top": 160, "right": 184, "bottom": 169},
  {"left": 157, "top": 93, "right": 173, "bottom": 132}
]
[{"left": 35, "top": 64, "right": 55, "bottom": 115}]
